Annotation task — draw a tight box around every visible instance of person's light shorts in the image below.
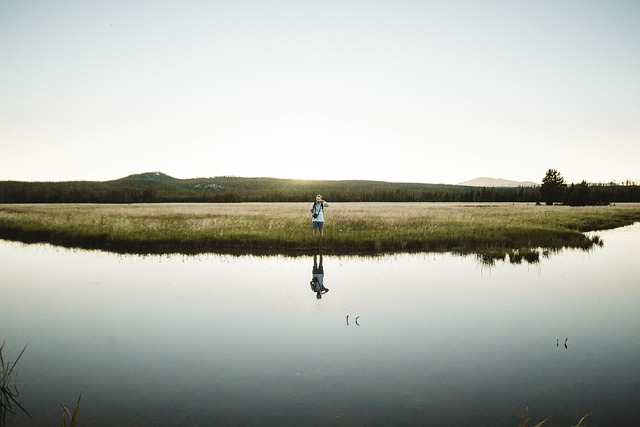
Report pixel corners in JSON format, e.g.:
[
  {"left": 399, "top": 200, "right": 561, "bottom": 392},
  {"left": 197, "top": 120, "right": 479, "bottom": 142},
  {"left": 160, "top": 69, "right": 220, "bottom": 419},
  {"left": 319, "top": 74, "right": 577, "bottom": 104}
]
[{"left": 312, "top": 221, "right": 324, "bottom": 231}]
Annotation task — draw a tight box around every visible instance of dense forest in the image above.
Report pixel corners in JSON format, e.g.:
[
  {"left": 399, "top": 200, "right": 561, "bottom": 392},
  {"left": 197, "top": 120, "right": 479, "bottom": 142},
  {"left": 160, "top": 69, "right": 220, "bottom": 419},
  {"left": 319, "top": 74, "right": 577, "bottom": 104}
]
[{"left": 1, "top": 172, "right": 639, "bottom": 204}]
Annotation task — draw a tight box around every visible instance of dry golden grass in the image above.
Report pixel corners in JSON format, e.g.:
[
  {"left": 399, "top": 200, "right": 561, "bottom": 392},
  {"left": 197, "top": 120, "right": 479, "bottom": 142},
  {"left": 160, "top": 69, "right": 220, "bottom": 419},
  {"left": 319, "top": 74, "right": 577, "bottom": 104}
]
[{"left": 1, "top": 203, "right": 639, "bottom": 259}]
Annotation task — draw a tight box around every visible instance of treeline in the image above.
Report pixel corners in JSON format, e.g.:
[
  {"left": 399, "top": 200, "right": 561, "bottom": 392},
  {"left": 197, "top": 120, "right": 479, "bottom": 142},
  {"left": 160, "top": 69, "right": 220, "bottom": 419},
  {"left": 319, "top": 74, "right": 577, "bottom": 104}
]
[
  {"left": 1, "top": 172, "right": 639, "bottom": 204},
  {"left": 539, "top": 169, "right": 640, "bottom": 206},
  {"left": 560, "top": 182, "right": 640, "bottom": 206}
]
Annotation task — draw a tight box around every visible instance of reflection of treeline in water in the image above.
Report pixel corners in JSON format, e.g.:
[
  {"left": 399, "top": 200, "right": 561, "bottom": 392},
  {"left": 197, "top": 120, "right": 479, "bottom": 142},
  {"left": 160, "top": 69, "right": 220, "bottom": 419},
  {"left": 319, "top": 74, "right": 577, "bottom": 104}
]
[{"left": 1, "top": 172, "right": 639, "bottom": 204}]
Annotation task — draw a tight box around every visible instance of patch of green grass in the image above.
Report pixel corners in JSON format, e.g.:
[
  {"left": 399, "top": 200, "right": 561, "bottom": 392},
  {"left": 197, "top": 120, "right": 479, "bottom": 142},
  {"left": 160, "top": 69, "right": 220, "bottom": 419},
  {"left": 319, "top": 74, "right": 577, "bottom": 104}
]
[{"left": 1, "top": 203, "right": 639, "bottom": 261}]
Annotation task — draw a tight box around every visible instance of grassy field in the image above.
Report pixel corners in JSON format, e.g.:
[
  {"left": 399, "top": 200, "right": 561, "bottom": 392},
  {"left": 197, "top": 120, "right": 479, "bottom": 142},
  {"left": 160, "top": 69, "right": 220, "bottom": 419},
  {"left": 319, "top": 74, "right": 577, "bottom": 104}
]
[{"left": 1, "top": 203, "right": 639, "bottom": 261}]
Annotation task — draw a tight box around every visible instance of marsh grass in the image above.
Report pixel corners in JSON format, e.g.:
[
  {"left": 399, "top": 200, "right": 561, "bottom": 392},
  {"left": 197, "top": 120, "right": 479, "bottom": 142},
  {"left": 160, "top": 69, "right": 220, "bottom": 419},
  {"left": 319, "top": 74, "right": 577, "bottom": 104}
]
[
  {"left": 518, "top": 407, "right": 592, "bottom": 427},
  {"left": 519, "top": 406, "right": 550, "bottom": 427},
  {"left": 1, "top": 203, "right": 639, "bottom": 260},
  {"left": 61, "top": 391, "right": 83, "bottom": 427},
  {"left": 0, "top": 342, "right": 30, "bottom": 426}
]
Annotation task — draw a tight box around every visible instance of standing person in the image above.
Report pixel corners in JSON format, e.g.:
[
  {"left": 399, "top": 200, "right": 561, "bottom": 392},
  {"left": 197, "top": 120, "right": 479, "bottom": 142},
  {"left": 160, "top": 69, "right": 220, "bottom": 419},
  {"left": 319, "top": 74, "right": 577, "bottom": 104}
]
[{"left": 310, "top": 194, "right": 329, "bottom": 241}]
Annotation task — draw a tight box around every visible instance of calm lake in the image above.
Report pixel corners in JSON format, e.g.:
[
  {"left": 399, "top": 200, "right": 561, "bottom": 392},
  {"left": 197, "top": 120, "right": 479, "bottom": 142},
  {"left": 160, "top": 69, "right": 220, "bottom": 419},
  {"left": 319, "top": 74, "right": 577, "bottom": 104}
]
[{"left": 2, "top": 224, "right": 639, "bottom": 426}]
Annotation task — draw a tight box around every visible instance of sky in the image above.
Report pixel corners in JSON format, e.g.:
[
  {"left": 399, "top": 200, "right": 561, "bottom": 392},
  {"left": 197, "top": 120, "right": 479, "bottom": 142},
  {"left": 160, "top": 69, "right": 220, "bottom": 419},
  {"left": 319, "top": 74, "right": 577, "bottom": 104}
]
[{"left": 1, "top": 0, "right": 638, "bottom": 185}]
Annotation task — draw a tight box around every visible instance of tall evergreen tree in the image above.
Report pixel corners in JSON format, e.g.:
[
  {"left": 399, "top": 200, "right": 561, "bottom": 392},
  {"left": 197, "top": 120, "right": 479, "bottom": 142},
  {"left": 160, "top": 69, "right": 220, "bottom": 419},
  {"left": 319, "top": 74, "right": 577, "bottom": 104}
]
[{"left": 540, "top": 169, "right": 567, "bottom": 205}]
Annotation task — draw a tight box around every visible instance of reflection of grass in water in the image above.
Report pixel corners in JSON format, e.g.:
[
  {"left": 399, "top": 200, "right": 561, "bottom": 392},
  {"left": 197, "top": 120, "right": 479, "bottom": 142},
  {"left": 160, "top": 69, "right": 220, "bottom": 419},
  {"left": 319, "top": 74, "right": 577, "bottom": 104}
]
[
  {"left": 0, "top": 342, "right": 30, "bottom": 425},
  {"left": 0, "top": 203, "right": 638, "bottom": 261},
  {"left": 477, "top": 234, "right": 603, "bottom": 266}
]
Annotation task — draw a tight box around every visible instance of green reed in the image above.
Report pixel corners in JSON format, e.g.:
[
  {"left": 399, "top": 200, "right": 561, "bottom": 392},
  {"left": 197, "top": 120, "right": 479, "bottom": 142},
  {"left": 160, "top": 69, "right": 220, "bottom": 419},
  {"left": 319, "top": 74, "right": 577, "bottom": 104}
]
[
  {"left": 518, "top": 407, "right": 591, "bottom": 427},
  {"left": 0, "top": 342, "right": 30, "bottom": 425},
  {"left": 61, "top": 391, "right": 83, "bottom": 427},
  {"left": 1, "top": 342, "right": 83, "bottom": 426}
]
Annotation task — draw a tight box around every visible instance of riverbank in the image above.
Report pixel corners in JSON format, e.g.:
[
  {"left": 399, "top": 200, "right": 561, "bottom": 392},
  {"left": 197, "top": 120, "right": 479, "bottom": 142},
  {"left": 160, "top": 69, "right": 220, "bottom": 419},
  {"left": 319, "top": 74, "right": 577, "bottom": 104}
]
[{"left": 1, "top": 203, "right": 639, "bottom": 261}]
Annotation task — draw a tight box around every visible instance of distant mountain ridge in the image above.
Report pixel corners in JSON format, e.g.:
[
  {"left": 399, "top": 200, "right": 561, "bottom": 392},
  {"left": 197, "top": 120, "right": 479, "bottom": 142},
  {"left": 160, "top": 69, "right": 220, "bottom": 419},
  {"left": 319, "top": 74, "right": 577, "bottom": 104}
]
[
  {"left": 1, "top": 172, "right": 545, "bottom": 203},
  {"left": 2, "top": 172, "right": 638, "bottom": 203},
  {"left": 459, "top": 177, "right": 538, "bottom": 187}
]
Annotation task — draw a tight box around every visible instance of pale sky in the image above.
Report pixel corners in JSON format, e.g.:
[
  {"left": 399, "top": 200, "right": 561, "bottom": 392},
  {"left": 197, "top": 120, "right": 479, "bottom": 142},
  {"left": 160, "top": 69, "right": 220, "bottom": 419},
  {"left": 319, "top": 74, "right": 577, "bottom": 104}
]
[{"left": 1, "top": 0, "right": 638, "bottom": 184}]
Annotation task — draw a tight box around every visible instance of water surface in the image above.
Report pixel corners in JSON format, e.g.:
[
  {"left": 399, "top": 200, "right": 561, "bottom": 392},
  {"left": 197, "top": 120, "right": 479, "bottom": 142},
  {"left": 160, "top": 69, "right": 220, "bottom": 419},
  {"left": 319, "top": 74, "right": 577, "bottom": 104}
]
[{"left": 1, "top": 224, "right": 639, "bottom": 426}]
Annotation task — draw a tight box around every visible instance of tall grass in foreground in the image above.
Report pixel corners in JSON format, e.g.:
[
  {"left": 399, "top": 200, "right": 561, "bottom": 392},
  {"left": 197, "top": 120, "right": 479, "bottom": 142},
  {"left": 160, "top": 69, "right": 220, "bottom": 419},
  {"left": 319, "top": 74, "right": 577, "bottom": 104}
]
[
  {"left": 1, "top": 342, "right": 83, "bottom": 427},
  {"left": 0, "top": 342, "right": 30, "bottom": 426},
  {"left": 1, "top": 203, "right": 639, "bottom": 261}
]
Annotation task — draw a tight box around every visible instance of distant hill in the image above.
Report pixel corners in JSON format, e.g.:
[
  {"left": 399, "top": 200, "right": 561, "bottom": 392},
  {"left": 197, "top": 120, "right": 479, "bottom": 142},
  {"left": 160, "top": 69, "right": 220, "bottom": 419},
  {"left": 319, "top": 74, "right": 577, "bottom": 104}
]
[
  {"left": 0, "top": 172, "right": 545, "bottom": 203},
  {"left": 459, "top": 177, "right": 539, "bottom": 187},
  {"left": 2, "top": 172, "right": 638, "bottom": 203},
  {"left": 115, "top": 172, "right": 177, "bottom": 183}
]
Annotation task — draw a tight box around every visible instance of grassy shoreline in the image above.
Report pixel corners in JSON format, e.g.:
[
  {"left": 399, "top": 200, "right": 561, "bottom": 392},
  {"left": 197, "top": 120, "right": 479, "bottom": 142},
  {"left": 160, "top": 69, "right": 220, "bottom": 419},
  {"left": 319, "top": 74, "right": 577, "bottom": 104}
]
[{"left": 1, "top": 203, "right": 639, "bottom": 260}]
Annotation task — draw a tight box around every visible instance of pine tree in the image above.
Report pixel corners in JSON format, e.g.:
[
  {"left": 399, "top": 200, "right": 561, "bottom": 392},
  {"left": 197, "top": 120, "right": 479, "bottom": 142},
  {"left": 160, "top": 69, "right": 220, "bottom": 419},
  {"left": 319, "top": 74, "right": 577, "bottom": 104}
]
[{"left": 539, "top": 169, "right": 567, "bottom": 205}]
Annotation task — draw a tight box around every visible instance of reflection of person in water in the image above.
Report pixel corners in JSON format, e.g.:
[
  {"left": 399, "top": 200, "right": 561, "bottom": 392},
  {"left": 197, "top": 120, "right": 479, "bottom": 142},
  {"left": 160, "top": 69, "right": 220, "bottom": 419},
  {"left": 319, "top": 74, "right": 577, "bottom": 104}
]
[{"left": 310, "top": 254, "right": 329, "bottom": 299}]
